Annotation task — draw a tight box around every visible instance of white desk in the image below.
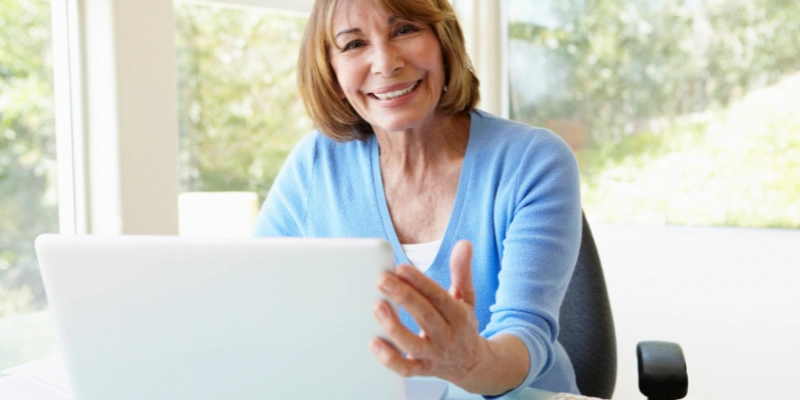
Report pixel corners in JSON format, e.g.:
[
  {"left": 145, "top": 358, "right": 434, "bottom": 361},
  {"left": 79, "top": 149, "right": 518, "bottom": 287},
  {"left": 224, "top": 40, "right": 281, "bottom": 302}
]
[{"left": 0, "top": 311, "right": 561, "bottom": 400}]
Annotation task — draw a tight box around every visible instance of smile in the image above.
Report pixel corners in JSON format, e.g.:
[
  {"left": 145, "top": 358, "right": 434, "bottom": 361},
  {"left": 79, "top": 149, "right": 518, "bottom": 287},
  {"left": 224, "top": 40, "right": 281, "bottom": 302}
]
[{"left": 371, "top": 81, "right": 420, "bottom": 101}]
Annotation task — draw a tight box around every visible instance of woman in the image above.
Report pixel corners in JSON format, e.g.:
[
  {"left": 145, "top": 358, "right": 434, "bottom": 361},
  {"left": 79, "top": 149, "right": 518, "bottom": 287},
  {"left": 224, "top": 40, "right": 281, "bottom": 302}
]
[{"left": 253, "top": 0, "right": 582, "bottom": 396}]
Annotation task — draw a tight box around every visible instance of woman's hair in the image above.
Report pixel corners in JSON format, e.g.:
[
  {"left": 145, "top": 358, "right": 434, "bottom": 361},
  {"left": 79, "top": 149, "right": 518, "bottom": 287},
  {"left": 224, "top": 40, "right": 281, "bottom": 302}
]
[{"left": 297, "top": 0, "right": 480, "bottom": 141}]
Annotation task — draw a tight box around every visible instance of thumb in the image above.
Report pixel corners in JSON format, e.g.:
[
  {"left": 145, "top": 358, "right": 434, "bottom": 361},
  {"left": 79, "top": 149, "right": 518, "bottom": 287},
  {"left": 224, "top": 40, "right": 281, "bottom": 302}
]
[{"left": 449, "top": 240, "right": 476, "bottom": 306}]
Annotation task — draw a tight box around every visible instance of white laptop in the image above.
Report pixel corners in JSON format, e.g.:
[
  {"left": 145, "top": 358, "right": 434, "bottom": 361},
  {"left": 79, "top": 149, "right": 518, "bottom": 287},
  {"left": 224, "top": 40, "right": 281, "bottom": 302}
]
[{"left": 34, "top": 235, "right": 449, "bottom": 400}]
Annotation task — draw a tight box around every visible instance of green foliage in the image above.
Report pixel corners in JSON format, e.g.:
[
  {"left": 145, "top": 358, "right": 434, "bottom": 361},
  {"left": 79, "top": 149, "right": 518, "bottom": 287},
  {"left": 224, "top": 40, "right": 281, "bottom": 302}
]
[
  {"left": 509, "top": 0, "right": 800, "bottom": 228},
  {"left": 509, "top": 0, "right": 800, "bottom": 144},
  {"left": 579, "top": 72, "right": 800, "bottom": 227},
  {"left": 175, "top": 4, "right": 312, "bottom": 201},
  {"left": 0, "top": 0, "right": 56, "bottom": 317}
]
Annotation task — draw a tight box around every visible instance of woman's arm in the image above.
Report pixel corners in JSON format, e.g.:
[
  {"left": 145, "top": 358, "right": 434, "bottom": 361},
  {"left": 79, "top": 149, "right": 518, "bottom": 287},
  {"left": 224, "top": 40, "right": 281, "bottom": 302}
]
[
  {"left": 371, "top": 241, "right": 530, "bottom": 396},
  {"left": 371, "top": 128, "right": 582, "bottom": 396}
]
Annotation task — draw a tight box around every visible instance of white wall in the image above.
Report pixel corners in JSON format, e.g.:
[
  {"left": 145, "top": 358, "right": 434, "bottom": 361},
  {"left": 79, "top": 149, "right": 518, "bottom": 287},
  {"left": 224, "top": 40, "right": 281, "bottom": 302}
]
[{"left": 592, "top": 222, "right": 800, "bottom": 399}]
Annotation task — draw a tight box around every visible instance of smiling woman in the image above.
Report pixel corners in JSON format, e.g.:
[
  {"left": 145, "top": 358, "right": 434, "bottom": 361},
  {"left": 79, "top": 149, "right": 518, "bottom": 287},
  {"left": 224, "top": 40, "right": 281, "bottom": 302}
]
[
  {"left": 297, "top": 0, "right": 478, "bottom": 141},
  {"left": 328, "top": 5, "right": 448, "bottom": 136},
  {"left": 253, "top": 0, "right": 584, "bottom": 397}
]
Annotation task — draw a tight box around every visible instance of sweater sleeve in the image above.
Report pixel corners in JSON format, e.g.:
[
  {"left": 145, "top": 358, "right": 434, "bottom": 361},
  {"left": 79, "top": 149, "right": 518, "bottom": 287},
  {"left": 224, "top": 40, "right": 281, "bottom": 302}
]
[
  {"left": 251, "top": 133, "right": 318, "bottom": 237},
  {"left": 482, "top": 129, "right": 582, "bottom": 396}
]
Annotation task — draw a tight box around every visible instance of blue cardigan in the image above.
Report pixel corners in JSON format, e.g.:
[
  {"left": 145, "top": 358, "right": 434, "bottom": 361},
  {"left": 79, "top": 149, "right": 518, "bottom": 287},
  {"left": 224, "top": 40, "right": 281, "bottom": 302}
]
[{"left": 253, "top": 109, "right": 582, "bottom": 395}]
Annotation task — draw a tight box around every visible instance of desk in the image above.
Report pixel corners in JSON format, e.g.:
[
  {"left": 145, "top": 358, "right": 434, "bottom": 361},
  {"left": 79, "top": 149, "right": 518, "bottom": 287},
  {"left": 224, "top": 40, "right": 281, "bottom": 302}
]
[
  {"left": 0, "top": 312, "right": 563, "bottom": 400},
  {"left": 444, "top": 384, "right": 559, "bottom": 400}
]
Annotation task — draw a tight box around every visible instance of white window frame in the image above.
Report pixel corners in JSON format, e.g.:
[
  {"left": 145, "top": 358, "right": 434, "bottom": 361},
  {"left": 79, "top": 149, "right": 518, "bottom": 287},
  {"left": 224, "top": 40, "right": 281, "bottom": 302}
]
[
  {"left": 59, "top": 0, "right": 185, "bottom": 235},
  {"left": 454, "top": 0, "right": 507, "bottom": 117},
  {"left": 52, "top": 0, "right": 85, "bottom": 235}
]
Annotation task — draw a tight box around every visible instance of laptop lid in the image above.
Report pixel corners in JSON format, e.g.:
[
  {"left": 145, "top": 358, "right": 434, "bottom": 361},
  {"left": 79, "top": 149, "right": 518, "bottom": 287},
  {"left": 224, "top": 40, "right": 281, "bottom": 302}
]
[{"left": 34, "top": 235, "right": 427, "bottom": 400}]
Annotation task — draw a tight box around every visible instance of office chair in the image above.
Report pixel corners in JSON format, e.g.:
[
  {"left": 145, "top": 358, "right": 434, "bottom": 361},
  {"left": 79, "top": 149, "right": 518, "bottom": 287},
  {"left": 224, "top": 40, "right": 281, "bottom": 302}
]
[{"left": 557, "top": 213, "right": 688, "bottom": 400}]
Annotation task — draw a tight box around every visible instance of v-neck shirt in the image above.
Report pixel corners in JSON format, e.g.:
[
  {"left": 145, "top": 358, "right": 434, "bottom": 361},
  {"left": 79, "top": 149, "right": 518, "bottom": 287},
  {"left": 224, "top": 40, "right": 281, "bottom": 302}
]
[
  {"left": 401, "top": 240, "right": 443, "bottom": 272},
  {"left": 253, "top": 109, "right": 582, "bottom": 395}
]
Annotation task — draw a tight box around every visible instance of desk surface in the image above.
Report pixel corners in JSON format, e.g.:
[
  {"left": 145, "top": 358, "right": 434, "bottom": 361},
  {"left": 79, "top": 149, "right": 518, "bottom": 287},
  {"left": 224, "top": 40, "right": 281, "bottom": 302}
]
[{"left": 0, "top": 311, "right": 562, "bottom": 400}]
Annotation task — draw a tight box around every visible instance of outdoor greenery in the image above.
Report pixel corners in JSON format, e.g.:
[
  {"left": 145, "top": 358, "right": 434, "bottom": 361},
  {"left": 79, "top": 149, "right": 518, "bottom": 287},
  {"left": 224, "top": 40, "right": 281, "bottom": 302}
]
[
  {"left": 579, "top": 73, "right": 800, "bottom": 227},
  {"left": 508, "top": 0, "right": 800, "bottom": 227},
  {"left": 175, "top": 4, "right": 312, "bottom": 199},
  {"left": 0, "top": 0, "right": 56, "bottom": 317}
]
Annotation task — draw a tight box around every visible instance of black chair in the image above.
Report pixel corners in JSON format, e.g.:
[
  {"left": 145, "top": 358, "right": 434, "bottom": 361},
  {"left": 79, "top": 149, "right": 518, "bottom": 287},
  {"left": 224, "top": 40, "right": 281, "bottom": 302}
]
[{"left": 557, "top": 213, "right": 688, "bottom": 400}]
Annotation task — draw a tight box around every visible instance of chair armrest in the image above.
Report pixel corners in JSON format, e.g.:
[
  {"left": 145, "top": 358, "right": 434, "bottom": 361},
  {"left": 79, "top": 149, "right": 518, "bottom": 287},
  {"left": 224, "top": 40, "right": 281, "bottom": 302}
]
[{"left": 637, "top": 341, "right": 688, "bottom": 400}]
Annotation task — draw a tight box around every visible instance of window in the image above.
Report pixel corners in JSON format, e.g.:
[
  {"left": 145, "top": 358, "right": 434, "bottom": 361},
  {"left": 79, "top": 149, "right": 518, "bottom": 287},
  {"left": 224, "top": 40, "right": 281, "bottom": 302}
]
[
  {"left": 175, "top": 2, "right": 312, "bottom": 236},
  {"left": 507, "top": 0, "right": 800, "bottom": 228},
  {"left": 0, "top": 0, "right": 60, "bottom": 318}
]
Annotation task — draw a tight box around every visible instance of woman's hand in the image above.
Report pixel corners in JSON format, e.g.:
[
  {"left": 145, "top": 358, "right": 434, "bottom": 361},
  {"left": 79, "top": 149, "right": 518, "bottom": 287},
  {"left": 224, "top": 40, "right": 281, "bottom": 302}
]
[{"left": 371, "top": 240, "right": 519, "bottom": 393}]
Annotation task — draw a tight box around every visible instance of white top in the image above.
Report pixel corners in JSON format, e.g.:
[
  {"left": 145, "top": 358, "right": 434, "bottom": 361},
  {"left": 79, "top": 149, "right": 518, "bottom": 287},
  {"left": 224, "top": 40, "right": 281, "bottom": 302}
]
[{"left": 401, "top": 240, "right": 442, "bottom": 272}]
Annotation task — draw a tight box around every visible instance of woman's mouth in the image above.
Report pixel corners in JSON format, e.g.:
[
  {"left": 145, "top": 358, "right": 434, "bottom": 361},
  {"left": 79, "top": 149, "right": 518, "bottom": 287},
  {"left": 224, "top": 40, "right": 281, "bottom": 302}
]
[{"left": 371, "top": 80, "right": 421, "bottom": 101}]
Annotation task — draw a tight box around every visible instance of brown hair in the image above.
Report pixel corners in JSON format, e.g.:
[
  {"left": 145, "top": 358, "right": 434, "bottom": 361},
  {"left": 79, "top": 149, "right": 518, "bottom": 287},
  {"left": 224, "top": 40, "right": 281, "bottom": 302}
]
[{"left": 297, "top": 0, "right": 480, "bottom": 141}]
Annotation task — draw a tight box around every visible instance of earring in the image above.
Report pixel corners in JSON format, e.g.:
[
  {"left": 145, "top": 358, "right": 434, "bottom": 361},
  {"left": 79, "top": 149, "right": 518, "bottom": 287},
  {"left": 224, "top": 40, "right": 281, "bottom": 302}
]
[{"left": 443, "top": 85, "right": 448, "bottom": 92}]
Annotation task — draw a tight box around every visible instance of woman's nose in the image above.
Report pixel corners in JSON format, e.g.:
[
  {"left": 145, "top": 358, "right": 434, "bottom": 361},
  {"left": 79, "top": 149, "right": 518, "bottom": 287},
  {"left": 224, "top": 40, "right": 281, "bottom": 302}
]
[{"left": 371, "top": 42, "right": 403, "bottom": 76}]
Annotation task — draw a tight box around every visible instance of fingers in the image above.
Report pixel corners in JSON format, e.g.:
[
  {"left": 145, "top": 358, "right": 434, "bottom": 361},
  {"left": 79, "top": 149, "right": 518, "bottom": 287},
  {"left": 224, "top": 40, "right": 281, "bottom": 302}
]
[
  {"left": 394, "top": 265, "right": 467, "bottom": 324},
  {"left": 373, "top": 300, "right": 427, "bottom": 357},
  {"left": 449, "top": 240, "right": 476, "bottom": 306},
  {"left": 378, "top": 273, "right": 450, "bottom": 339},
  {"left": 370, "top": 337, "right": 427, "bottom": 377}
]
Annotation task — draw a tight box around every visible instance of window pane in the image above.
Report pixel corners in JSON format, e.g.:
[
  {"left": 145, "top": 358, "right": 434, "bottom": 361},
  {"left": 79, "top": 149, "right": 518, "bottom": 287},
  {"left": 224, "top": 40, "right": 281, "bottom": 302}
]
[
  {"left": 0, "top": 0, "right": 58, "bottom": 318},
  {"left": 507, "top": 0, "right": 800, "bottom": 228},
  {"left": 175, "top": 3, "right": 311, "bottom": 202}
]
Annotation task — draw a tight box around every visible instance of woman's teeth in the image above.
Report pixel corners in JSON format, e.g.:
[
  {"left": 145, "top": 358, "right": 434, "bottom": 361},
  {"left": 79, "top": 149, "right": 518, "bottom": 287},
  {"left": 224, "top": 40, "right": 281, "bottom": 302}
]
[{"left": 374, "top": 81, "right": 419, "bottom": 100}]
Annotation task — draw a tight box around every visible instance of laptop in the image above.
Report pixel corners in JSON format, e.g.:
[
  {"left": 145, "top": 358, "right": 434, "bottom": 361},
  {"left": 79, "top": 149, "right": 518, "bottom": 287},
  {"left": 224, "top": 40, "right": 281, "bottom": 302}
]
[{"left": 34, "top": 234, "right": 449, "bottom": 400}]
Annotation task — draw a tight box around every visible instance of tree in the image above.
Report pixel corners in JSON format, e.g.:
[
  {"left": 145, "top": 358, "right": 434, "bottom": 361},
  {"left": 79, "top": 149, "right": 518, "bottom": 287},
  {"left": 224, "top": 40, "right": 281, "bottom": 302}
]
[
  {"left": 509, "top": 0, "right": 800, "bottom": 145},
  {"left": 0, "top": 0, "right": 57, "bottom": 317},
  {"left": 175, "top": 4, "right": 312, "bottom": 200},
  {"left": 508, "top": 0, "right": 800, "bottom": 228}
]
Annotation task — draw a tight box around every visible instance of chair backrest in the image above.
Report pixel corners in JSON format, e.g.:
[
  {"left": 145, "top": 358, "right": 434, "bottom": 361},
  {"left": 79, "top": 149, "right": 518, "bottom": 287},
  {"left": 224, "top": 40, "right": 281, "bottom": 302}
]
[{"left": 558, "top": 213, "right": 617, "bottom": 399}]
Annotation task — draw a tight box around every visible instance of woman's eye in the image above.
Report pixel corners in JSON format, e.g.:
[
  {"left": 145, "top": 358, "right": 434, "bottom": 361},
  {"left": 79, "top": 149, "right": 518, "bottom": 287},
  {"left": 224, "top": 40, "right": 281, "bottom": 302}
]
[
  {"left": 343, "top": 40, "right": 364, "bottom": 51},
  {"left": 397, "top": 25, "right": 417, "bottom": 35}
]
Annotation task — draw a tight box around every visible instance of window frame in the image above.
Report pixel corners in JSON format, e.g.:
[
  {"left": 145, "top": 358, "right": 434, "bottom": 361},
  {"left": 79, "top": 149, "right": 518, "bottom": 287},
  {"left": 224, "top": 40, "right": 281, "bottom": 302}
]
[
  {"left": 52, "top": 0, "right": 85, "bottom": 235},
  {"left": 453, "top": 0, "right": 507, "bottom": 117}
]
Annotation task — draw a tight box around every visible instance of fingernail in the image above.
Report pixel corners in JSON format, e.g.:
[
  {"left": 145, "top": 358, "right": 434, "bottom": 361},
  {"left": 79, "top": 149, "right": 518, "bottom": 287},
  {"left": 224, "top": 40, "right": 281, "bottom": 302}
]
[
  {"left": 397, "top": 265, "right": 413, "bottom": 278},
  {"left": 371, "top": 340, "right": 383, "bottom": 353},
  {"left": 380, "top": 276, "right": 397, "bottom": 293},
  {"left": 375, "top": 304, "right": 388, "bottom": 320}
]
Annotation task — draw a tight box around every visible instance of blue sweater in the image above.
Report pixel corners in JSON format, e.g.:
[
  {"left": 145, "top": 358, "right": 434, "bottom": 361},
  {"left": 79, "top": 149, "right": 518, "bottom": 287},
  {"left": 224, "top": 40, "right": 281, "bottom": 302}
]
[{"left": 253, "top": 109, "right": 582, "bottom": 395}]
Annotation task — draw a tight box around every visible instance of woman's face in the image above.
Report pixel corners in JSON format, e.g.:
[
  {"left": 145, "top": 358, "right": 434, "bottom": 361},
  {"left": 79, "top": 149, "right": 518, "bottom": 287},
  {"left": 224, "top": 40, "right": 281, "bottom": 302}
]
[{"left": 329, "top": 0, "right": 446, "bottom": 135}]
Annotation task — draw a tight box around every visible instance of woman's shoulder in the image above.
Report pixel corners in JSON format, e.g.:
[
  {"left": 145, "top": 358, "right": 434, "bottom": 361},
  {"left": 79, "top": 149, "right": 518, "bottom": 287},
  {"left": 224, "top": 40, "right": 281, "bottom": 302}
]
[
  {"left": 285, "top": 130, "right": 371, "bottom": 164},
  {"left": 469, "top": 109, "right": 575, "bottom": 161},
  {"left": 295, "top": 129, "right": 372, "bottom": 156},
  {"left": 467, "top": 110, "right": 581, "bottom": 213}
]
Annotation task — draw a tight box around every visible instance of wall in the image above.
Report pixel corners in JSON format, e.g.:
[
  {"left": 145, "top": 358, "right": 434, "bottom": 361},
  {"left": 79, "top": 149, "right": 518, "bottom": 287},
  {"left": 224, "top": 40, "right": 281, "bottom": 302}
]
[{"left": 592, "top": 222, "right": 800, "bottom": 399}]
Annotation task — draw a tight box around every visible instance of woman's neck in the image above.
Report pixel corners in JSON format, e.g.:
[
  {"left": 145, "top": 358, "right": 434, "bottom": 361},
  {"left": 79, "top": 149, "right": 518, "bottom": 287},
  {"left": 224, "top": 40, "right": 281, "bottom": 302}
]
[{"left": 375, "top": 112, "right": 470, "bottom": 174}]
